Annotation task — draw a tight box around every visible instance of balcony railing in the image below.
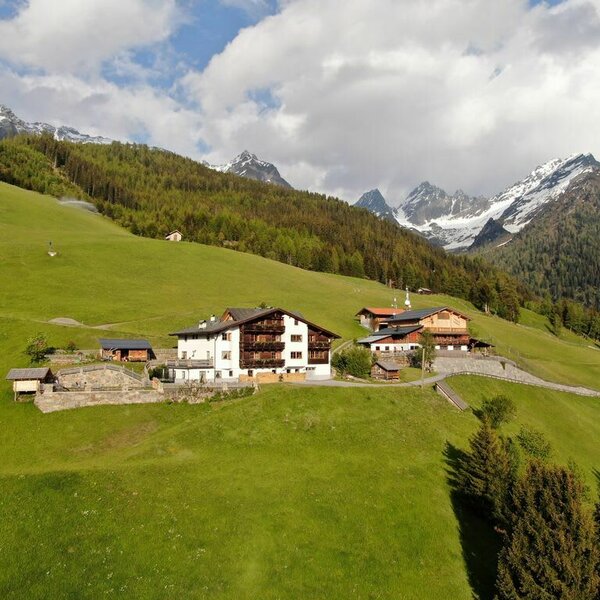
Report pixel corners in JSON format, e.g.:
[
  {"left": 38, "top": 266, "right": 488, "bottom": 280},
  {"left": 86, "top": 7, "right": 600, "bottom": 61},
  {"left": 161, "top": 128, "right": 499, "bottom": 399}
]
[
  {"left": 167, "top": 359, "right": 214, "bottom": 368},
  {"left": 240, "top": 358, "right": 285, "bottom": 368},
  {"left": 243, "top": 341, "right": 285, "bottom": 351},
  {"left": 308, "top": 340, "right": 331, "bottom": 349},
  {"left": 426, "top": 327, "right": 469, "bottom": 334},
  {"left": 242, "top": 322, "right": 285, "bottom": 333}
]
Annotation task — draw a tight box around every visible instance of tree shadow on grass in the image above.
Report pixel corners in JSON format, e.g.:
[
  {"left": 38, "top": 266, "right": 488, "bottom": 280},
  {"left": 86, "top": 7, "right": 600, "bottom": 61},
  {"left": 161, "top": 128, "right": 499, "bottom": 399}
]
[{"left": 444, "top": 442, "right": 502, "bottom": 600}]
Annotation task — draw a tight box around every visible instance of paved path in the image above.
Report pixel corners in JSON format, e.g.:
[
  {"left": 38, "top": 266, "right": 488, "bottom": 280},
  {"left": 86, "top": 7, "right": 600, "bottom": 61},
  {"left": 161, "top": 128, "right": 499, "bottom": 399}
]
[{"left": 298, "top": 370, "right": 600, "bottom": 397}]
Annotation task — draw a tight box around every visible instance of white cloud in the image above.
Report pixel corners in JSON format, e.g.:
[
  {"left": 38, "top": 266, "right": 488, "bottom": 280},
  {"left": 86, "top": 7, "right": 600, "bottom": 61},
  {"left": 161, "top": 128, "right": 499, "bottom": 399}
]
[
  {"left": 3, "top": 0, "right": 600, "bottom": 206},
  {"left": 185, "top": 0, "right": 600, "bottom": 202},
  {"left": 0, "top": 0, "right": 182, "bottom": 73}
]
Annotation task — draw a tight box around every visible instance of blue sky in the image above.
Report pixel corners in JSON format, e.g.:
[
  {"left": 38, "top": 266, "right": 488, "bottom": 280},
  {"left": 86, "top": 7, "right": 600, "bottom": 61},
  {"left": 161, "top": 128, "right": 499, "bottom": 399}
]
[{"left": 0, "top": 0, "right": 599, "bottom": 201}]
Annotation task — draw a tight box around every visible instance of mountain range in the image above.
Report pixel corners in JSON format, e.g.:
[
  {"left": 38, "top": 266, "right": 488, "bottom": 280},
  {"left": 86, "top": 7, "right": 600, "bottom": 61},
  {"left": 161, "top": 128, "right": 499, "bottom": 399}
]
[
  {"left": 357, "top": 153, "right": 600, "bottom": 251},
  {"left": 0, "top": 104, "right": 290, "bottom": 188}
]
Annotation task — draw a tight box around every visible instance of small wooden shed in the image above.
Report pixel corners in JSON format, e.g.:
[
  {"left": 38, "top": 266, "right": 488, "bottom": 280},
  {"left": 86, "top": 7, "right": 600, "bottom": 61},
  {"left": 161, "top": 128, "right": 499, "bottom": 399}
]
[
  {"left": 371, "top": 359, "right": 401, "bottom": 381},
  {"left": 165, "top": 230, "right": 183, "bottom": 242},
  {"left": 6, "top": 367, "right": 54, "bottom": 401},
  {"left": 99, "top": 339, "right": 153, "bottom": 362}
]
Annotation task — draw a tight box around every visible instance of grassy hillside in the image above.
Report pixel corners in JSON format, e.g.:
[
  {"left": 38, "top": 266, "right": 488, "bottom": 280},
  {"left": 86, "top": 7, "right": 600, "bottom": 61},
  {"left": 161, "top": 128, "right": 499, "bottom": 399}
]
[
  {"left": 1, "top": 182, "right": 600, "bottom": 599},
  {"left": 1, "top": 181, "right": 599, "bottom": 389}
]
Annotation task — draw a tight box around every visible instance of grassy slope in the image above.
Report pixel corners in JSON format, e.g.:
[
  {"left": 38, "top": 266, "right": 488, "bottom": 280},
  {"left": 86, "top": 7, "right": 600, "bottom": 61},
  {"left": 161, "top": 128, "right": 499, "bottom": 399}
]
[
  {"left": 0, "top": 181, "right": 599, "bottom": 389},
  {"left": 1, "top": 182, "right": 600, "bottom": 599}
]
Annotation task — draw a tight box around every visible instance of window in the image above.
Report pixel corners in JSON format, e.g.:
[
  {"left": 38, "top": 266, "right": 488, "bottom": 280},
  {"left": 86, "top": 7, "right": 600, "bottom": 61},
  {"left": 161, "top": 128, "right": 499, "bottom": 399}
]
[
  {"left": 385, "top": 346, "right": 390, "bottom": 351},
  {"left": 248, "top": 370, "right": 253, "bottom": 376},
  {"left": 181, "top": 351, "right": 187, "bottom": 359},
  {"left": 291, "top": 334, "right": 302, "bottom": 342},
  {"left": 229, "top": 370, "right": 233, "bottom": 377},
  {"left": 375, "top": 346, "right": 380, "bottom": 351},
  {"left": 221, "top": 351, "right": 231, "bottom": 360},
  {"left": 294, "top": 319, "right": 299, "bottom": 326},
  {"left": 222, "top": 332, "right": 232, "bottom": 341},
  {"left": 291, "top": 351, "right": 302, "bottom": 359}
]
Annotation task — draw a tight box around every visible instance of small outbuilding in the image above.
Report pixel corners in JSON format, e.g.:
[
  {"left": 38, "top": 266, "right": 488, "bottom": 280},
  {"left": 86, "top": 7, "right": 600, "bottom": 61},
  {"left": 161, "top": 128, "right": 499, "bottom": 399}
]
[
  {"left": 371, "top": 359, "right": 401, "bottom": 381},
  {"left": 6, "top": 367, "right": 54, "bottom": 401},
  {"left": 417, "top": 287, "right": 434, "bottom": 295},
  {"left": 165, "top": 230, "right": 183, "bottom": 242},
  {"left": 99, "top": 338, "right": 154, "bottom": 362}
]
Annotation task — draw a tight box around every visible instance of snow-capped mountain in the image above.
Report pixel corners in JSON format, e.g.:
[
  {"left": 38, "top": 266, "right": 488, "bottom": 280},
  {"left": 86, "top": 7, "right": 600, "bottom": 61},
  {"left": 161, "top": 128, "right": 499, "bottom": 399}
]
[
  {"left": 0, "top": 104, "right": 112, "bottom": 145},
  {"left": 354, "top": 189, "right": 396, "bottom": 221},
  {"left": 358, "top": 153, "right": 600, "bottom": 250},
  {"left": 204, "top": 150, "right": 292, "bottom": 188}
]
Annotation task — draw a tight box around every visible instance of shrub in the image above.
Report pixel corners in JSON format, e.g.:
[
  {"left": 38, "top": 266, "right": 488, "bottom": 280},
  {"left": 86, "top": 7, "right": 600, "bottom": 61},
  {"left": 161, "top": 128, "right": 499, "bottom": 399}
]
[
  {"left": 24, "top": 333, "right": 49, "bottom": 363},
  {"left": 65, "top": 340, "right": 78, "bottom": 353},
  {"left": 516, "top": 427, "right": 552, "bottom": 460},
  {"left": 480, "top": 395, "right": 517, "bottom": 428},
  {"left": 332, "top": 345, "right": 373, "bottom": 378}
]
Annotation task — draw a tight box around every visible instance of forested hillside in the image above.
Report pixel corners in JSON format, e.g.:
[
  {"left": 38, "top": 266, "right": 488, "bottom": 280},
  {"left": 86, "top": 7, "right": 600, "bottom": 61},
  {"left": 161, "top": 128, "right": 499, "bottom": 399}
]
[
  {"left": 485, "top": 173, "right": 600, "bottom": 309},
  {"left": 0, "top": 134, "right": 526, "bottom": 320}
]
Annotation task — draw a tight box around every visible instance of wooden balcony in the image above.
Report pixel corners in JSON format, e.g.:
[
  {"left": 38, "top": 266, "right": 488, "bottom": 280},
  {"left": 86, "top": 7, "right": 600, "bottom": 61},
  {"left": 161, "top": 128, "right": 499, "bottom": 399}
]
[
  {"left": 426, "top": 327, "right": 469, "bottom": 334},
  {"left": 243, "top": 322, "right": 285, "bottom": 333},
  {"left": 240, "top": 358, "right": 285, "bottom": 368},
  {"left": 308, "top": 340, "right": 331, "bottom": 350},
  {"left": 308, "top": 357, "right": 329, "bottom": 365},
  {"left": 242, "top": 341, "right": 285, "bottom": 351}
]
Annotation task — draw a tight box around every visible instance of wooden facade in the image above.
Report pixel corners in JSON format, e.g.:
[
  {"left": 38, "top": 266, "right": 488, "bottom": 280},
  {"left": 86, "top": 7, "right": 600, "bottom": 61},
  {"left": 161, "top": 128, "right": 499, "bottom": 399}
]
[
  {"left": 99, "top": 339, "right": 153, "bottom": 362},
  {"left": 371, "top": 360, "right": 401, "bottom": 380}
]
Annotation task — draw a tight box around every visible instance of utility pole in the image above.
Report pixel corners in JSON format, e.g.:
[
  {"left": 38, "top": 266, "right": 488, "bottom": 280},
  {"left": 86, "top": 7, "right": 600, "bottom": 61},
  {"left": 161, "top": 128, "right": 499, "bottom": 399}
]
[{"left": 421, "top": 345, "right": 425, "bottom": 389}]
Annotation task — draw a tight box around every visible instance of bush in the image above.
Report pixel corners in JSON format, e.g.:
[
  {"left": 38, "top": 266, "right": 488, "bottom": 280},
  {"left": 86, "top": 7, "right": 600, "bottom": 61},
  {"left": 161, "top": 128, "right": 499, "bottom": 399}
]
[
  {"left": 65, "top": 340, "right": 78, "bottom": 353},
  {"left": 24, "top": 333, "right": 49, "bottom": 363},
  {"left": 332, "top": 345, "right": 373, "bottom": 378},
  {"left": 516, "top": 427, "right": 552, "bottom": 460},
  {"left": 480, "top": 395, "right": 516, "bottom": 429},
  {"left": 148, "top": 364, "right": 168, "bottom": 380}
]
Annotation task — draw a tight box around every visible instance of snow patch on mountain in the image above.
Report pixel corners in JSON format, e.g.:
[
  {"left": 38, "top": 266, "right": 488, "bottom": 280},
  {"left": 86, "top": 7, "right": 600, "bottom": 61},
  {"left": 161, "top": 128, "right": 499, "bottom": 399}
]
[
  {"left": 204, "top": 150, "right": 292, "bottom": 188},
  {"left": 0, "top": 104, "right": 112, "bottom": 145},
  {"left": 390, "top": 153, "right": 600, "bottom": 250}
]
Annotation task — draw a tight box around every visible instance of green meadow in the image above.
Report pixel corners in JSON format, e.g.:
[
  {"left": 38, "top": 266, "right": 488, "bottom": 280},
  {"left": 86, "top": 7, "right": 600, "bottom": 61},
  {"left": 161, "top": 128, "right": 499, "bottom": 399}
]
[{"left": 1, "top": 181, "right": 599, "bottom": 599}]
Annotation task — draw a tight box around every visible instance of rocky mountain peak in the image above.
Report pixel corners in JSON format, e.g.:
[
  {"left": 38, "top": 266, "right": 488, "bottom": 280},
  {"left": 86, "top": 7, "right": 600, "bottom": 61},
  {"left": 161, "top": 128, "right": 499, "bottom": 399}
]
[{"left": 355, "top": 189, "right": 396, "bottom": 222}]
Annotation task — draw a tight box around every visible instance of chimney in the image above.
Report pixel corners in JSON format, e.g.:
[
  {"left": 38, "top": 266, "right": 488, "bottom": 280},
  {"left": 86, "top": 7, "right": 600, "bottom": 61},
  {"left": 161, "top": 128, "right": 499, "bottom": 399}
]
[
  {"left": 198, "top": 320, "right": 207, "bottom": 329},
  {"left": 210, "top": 314, "right": 216, "bottom": 322}
]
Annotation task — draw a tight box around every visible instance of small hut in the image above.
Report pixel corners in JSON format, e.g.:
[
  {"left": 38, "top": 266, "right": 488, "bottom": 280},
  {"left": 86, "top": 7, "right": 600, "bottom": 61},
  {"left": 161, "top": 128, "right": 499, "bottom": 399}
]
[
  {"left": 6, "top": 367, "right": 54, "bottom": 401},
  {"left": 371, "top": 359, "right": 401, "bottom": 381},
  {"left": 99, "top": 339, "right": 153, "bottom": 362},
  {"left": 165, "top": 230, "right": 183, "bottom": 242}
]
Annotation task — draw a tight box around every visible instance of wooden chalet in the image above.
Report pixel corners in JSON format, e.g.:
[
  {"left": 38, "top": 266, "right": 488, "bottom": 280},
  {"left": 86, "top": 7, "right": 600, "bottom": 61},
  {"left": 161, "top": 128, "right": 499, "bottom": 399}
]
[
  {"left": 6, "top": 367, "right": 54, "bottom": 401},
  {"left": 371, "top": 359, "right": 401, "bottom": 381},
  {"left": 359, "top": 306, "right": 476, "bottom": 355},
  {"left": 355, "top": 307, "right": 405, "bottom": 331},
  {"left": 99, "top": 338, "right": 154, "bottom": 362}
]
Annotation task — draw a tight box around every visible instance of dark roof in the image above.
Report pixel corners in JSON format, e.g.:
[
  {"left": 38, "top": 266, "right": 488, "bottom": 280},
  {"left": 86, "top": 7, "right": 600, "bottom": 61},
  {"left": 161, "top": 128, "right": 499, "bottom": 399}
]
[
  {"left": 373, "top": 325, "right": 423, "bottom": 337},
  {"left": 6, "top": 367, "right": 52, "bottom": 381},
  {"left": 170, "top": 307, "right": 338, "bottom": 338},
  {"left": 355, "top": 307, "right": 405, "bottom": 317},
  {"left": 388, "top": 306, "right": 470, "bottom": 323},
  {"left": 375, "top": 359, "right": 401, "bottom": 371},
  {"left": 469, "top": 337, "right": 495, "bottom": 348},
  {"left": 99, "top": 338, "right": 152, "bottom": 350}
]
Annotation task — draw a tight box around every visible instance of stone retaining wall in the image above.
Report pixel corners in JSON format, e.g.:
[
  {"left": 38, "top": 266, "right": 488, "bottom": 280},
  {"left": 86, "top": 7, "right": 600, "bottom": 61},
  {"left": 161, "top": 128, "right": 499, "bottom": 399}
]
[{"left": 35, "top": 389, "right": 164, "bottom": 413}]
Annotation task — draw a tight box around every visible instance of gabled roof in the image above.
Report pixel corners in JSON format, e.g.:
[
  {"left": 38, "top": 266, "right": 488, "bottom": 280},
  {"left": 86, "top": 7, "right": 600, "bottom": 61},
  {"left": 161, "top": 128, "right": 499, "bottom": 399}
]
[
  {"left": 357, "top": 325, "right": 422, "bottom": 345},
  {"left": 375, "top": 359, "right": 402, "bottom": 371},
  {"left": 6, "top": 367, "right": 52, "bottom": 381},
  {"left": 170, "top": 307, "right": 339, "bottom": 338},
  {"left": 99, "top": 338, "right": 152, "bottom": 350},
  {"left": 356, "top": 307, "right": 405, "bottom": 317},
  {"left": 165, "top": 230, "right": 182, "bottom": 236},
  {"left": 388, "top": 306, "right": 470, "bottom": 323}
]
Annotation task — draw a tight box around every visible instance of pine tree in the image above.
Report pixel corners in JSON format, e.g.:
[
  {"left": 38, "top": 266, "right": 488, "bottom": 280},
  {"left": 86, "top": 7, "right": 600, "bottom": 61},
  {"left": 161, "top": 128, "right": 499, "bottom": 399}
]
[
  {"left": 457, "top": 419, "right": 515, "bottom": 526},
  {"left": 495, "top": 461, "right": 600, "bottom": 599}
]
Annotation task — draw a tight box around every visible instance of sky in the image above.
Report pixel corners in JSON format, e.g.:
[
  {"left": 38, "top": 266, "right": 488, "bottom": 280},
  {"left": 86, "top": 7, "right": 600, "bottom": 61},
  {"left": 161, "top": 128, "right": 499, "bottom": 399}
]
[{"left": 1, "top": 0, "right": 599, "bottom": 204}]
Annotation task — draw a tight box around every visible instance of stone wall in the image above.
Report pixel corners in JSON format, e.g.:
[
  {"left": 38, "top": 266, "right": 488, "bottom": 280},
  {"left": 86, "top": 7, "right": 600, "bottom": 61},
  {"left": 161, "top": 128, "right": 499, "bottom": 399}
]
[
  {"left": 35, "top": 389, "right": 164, "bottom": 413},
  {"left": 58, "top": 365, "right": 145, "bottom": 389}
]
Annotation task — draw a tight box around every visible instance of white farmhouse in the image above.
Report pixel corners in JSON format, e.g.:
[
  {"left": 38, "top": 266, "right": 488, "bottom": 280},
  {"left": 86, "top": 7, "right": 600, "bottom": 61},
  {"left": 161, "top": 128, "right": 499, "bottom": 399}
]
[{"left": 168, "top": 307, "right": 339, "bottom": 382}]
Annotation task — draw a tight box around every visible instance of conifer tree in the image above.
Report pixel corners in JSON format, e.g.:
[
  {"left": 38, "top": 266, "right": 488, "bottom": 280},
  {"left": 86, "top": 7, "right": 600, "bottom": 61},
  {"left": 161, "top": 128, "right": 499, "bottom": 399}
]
[
  {"left": 458, "top": 419, "right": 515, "bottom": 526},
  {"left": 495, "top": 461, "right": 600, "bottom": 600}
]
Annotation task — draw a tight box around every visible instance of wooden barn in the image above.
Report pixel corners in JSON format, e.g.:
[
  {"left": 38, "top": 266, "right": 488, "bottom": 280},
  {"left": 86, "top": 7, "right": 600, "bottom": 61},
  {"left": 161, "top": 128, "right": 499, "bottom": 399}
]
[
  {"left": 371, "top": 359, "right": 401, "bottom": 381},
  {"left": 99, "top": 339, "right": 153, "bottom": 362},
  {"left": 6, "top": 367, "right": 54, "bottom": 401}
]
